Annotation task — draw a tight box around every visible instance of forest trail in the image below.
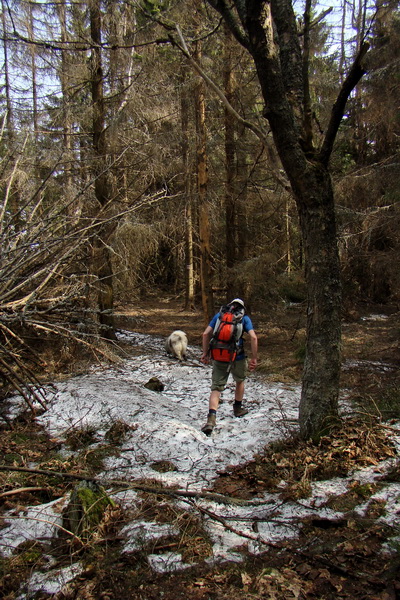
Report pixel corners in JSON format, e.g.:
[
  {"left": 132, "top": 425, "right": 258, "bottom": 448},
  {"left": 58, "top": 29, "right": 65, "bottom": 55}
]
[
  {"left": 115, "top": 297, "right": 400, "bottom": 387},
  {"left": 1, "top": 298, "right": 400, "bottom": 599}
]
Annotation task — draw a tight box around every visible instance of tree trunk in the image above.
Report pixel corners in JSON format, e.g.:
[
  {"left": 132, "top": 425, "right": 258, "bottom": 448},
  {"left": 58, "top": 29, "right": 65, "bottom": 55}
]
[
  {"left": 27, "top": 4, "right": 38, "bottom": 145},
  {"left": 180, "top": 64, "right": 195, "bottom": 311},
  {"left": 224, "top": 24, "right": 237, "bottom": 288},
  {"left": 285, "top": 197, "right": 292, "bottom": 273},
  {"left": 90, "top": 0, "right": 115, "bottom": 339},
  {"left": 236, "top": 121, "right": 249, "bottom": 265},
  {"left": 205, "top": 0, "right": 367, "bottom": 438},
  {"left": 297, "top": 170, "right": 341, "bottom": 438},
  {"left": 56, "top": 0, "right": 75, "bottom": 212},
  {"left": 246, "top": 3, "right": 342, "bottom": 439},
  {"left": 194, "top": 38, "right": 214, "bottom": 321},
  {"left": 1, "top": 0, "right": 14, "bottom": 142}
]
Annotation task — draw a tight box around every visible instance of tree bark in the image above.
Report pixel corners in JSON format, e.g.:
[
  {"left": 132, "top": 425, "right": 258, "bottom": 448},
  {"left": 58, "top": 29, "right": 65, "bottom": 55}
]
[
  {"left": 224, "top": 24, "right": 237, "bottom": 284},
  {"left": 27, "top": 3, "right": 38, "bottom": 145},
  {"left": 56, "top": 0, "right": 75, "bottom": 211},
  {"left": 180, "top": 64, "right": 195, "bottom": 310},
  {"left": 1, "top": 0, "right": 14, "bottom": 142},
  {"left": 207, "top": 0, "right": 368, "bottom": 438},
  {"left": 297, "top": 171, "right": 341, "bottom": 438},
  {"left": 240, "top": 1, "right": 342, "bottom": 437},
  {"left": 90, "top": 0, "right": 115, "bottom": 339},
  {"left": 194, "top": 36, "right": 214, "bottom": 321}
]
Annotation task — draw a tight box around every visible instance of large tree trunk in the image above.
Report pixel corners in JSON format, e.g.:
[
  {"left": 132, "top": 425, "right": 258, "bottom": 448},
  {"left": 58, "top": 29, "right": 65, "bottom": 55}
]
[
  {"left": 194, "top": 37, "right": 214, "bottom": 321},
  {"left": 244, "top": 1, "right": 342, "bottom": 438},
  {"left": 206, "top": 0, "right": 367, "bottom": 438},
  {"left": 297, "top": 169, "right": 342, "bottom": 438}
]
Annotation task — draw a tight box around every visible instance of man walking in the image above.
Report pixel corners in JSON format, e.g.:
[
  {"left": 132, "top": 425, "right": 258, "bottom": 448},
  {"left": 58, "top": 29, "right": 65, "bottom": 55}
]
[{"left": 200, "top": 298, "right": 258, "bottom": 435}]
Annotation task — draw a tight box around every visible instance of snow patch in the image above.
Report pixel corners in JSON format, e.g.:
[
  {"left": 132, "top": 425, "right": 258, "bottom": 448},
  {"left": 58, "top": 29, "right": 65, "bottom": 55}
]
[{"left": 2, "top": 329, "right": 400, "bottom": 588}]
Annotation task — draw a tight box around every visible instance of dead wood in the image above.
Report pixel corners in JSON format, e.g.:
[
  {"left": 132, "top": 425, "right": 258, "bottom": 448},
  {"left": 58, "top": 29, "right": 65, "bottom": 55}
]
[
  {"left": 0, "top": 486, "right": 49, "bottom": 499},
  {"left": 0, "top": 464, "right": 263, "bottom": 506}
]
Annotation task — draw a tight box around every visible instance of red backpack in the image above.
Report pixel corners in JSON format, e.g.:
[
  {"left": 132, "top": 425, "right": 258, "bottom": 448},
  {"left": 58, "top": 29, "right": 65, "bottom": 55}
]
[{"left": 209, "top": 304, "right": 244, "bottom": 363}]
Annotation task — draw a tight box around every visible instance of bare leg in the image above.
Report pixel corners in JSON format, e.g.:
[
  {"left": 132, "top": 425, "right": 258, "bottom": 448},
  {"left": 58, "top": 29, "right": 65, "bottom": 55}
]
[
  {"left": 209, "top": 390, "right": 221, "bottom": 411},
  {"left": 234, "top": 381, "right": 245, "bottom": 403},
  {"left": 233, "top": 381, "right": 248, "bottom": 417}
]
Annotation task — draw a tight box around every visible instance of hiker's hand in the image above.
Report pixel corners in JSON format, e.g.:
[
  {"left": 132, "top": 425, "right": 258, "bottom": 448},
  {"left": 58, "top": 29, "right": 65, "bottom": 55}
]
[
  {"left": 249, "top": 358, "right": 257, "bottom": 371},
  {"left": 201, "top": 352, "right": 210, "bottom": 364}
]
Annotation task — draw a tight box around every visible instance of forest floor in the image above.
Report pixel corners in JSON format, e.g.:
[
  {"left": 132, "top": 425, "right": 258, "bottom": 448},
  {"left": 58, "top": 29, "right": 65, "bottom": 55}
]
[
  {"left": 1, "top": 297, "right": 400, "bottom": 600},
  {"left": 114, "top": 297, "right": 400, "bottom": 599}
]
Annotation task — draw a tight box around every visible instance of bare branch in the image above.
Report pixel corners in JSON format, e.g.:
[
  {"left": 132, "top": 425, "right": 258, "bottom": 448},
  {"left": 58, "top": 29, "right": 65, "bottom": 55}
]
[{"left": 319, "top": 43, "right": 370, "bottom": 165}]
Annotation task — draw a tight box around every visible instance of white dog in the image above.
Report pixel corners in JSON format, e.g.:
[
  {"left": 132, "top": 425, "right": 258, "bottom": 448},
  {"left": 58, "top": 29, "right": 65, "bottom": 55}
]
[{"left": 165, "top": 330, "right": 188, "bottom": 361}]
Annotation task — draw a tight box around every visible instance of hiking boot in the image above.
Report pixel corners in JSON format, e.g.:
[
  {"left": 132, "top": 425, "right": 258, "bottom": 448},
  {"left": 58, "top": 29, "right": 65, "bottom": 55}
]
[
  {"left": 233, "top": 405, "right": 248, "bottom": 417},
  {"left": 201, "top": 414, "right": 216, "bottom": 435}
]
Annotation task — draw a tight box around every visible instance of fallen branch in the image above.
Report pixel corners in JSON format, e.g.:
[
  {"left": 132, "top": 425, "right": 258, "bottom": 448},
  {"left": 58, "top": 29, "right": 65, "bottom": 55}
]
[
  {"left": 0, "top": 464, "right": 90, "bottom": 481},
  {"left": 0, "top": 486, "right": 48, "bottom": 499},
  {"left": 0, "top": 464, "right": 268, "bottom": 506}
]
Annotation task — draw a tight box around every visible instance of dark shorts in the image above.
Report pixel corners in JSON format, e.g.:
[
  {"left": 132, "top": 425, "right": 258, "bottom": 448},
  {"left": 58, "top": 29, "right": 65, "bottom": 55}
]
[{"left": 211, "top": 358, "right": 248, "bottom": 391}]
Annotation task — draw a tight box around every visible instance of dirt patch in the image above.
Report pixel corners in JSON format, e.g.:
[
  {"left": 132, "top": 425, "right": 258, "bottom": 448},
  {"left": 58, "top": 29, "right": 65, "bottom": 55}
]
[
  {"left": 116, "top": 298, "right": 400, "bottom": 383},
  {"left": 115, "top": 297, "right": 306, "bottom": 380}
]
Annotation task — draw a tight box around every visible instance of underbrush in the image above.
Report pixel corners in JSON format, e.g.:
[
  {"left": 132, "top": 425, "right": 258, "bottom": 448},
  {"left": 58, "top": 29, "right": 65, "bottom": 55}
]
[
  {"left": 351, "top": 384, "right": 400, "bottom": 421},
  {"left": 212, "top": 417, "right": 398, "bottom": 500}
]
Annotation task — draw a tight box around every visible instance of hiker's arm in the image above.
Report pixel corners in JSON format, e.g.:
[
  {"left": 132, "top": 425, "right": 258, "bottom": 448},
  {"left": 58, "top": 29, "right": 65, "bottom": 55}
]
[
  {"left": 248, "top": 329, "right": 258, "bottom": 371},
  {"left": 201, "top": 325, "right": 213, "bottom": 363}
]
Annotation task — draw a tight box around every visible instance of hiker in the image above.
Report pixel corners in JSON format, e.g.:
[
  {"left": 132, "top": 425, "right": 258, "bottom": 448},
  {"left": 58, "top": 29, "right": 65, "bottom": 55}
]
[{"left": 200, "top": 298, "right": 258, "bottom": 435}]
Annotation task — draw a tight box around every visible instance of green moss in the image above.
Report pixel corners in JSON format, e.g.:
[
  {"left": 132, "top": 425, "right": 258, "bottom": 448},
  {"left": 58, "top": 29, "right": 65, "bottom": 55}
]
[
  {"left": 11, "top": 433, "right": 30, "bottom": 443},
  {"left": 79, "top": 444, "right": 118, "bottom": 472},
  {"left": 353, "top": 483, "right": 375, "bottom": 499},
  {"left": 4, "top": 453, "right": 24, "bottom": 465},
  {"left": 64, "top": 481, "right": 116, "bottom": 538},
  {"left": 76, "top": 485, "right": 114, "bottom": 526},
  {"left": 19, "top": 547, "right": 43, "bottom": 565}
]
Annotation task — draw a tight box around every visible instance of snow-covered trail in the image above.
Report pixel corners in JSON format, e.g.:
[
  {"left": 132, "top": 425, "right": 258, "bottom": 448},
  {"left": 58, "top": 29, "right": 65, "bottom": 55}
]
[{"left": 35, "top": 330, "right": 300, "bottom": 490}]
